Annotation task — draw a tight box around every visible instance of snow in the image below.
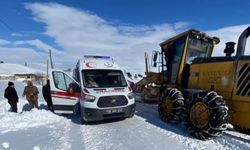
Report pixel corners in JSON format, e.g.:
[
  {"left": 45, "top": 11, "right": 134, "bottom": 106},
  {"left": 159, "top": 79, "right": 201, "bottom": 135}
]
[
  {"left": 1, "top": 142, "right": 9, "bottom": 149},
  {"left": 0, "top": 109, "right": 71, "bottom": 133},
  {"left": 33, "top": 146, "right": 41, "bottom": 150},
  {"left": 0, "top": 80, "right": 250, "bottom": 150},
  {"left": 0, "top": 63, "right": 43, "bottom": 76}
]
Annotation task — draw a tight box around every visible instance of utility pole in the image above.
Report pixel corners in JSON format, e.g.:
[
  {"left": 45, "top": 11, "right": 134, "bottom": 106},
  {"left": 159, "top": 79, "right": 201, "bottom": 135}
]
[
  {"left": 46, "top": 59, "right": 49, "bottom": 80},
  {"left": 49, "top": 49, "right": 54, "bottom": 69}
]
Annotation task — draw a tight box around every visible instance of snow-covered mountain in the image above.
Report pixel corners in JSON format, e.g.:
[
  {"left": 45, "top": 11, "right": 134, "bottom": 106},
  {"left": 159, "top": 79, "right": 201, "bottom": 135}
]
[{"left": 0, "top": 63, "right": 43, "bottom": 76}]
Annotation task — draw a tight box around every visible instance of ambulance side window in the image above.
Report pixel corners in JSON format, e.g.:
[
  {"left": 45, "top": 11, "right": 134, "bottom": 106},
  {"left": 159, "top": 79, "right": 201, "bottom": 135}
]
[
  {"left": 65, "top": 75, "right": 74, "bottom": 89},
  {"left": 53, "top": 71, "right": 80, "bottom": 93},
  {"left": 53, "top": 72, "right": 67, "bottom": 91}
]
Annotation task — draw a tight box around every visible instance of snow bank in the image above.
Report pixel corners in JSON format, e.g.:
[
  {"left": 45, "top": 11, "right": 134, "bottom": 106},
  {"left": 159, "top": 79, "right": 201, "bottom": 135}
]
[
  {"left": 0, "top": 109, "right": 71, "bottom": 133},
  {"left": 0, "top": 81, "right": 71, "bottom": 134}
]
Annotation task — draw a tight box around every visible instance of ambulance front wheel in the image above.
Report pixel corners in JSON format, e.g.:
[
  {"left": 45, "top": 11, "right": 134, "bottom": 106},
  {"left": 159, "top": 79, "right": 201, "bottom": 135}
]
[
  {"left": 74, "top": 102, "right": 81, "bottom": 116},
  {"left": 129, "top": 113, "right": 134, "bottom": 118},
  {"left": 80, "top": 117, "right": 87, "bottom": 125},
  {"left": 80, "top": 108, "right": 88, "bottom": 125}
]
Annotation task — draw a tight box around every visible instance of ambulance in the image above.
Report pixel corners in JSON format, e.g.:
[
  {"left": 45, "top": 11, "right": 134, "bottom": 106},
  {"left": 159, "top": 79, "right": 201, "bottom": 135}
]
[{"left": 49, "top": 56, "right": 135, "bottom": 123}]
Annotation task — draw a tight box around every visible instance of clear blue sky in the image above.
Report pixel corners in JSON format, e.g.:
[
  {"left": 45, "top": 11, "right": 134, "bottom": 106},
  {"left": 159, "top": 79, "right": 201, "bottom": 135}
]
[{"left": 0, "top": 0, "right": 249, "bottom": 38}]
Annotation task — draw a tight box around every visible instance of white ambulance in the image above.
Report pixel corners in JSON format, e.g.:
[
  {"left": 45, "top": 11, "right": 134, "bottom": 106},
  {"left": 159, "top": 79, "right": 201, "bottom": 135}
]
[{"left": 49, "top": 56, "right": 135, "bottom": 123}]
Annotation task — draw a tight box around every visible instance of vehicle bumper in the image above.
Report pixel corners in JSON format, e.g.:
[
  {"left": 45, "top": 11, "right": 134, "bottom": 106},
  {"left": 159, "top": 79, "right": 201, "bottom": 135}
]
[{"left": 81, "top": 103, "right": 136, "bottom": 121}]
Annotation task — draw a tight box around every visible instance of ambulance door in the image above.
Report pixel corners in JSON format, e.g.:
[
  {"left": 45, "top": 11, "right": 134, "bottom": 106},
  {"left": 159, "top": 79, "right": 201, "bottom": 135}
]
[{"left": 49, "top": 69, "right": 80, "bottom": 114}]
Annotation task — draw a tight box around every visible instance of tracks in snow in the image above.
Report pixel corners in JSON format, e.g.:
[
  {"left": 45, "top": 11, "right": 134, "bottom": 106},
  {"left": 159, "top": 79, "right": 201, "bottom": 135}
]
[{"left": 136, "top": 102, "right": 250, "bottom": 150}]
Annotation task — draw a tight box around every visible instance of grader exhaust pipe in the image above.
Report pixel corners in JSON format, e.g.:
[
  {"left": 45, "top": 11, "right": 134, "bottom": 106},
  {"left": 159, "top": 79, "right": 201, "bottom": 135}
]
[{"left": 236, "top": 26, "right": 250, "bottom": 56}]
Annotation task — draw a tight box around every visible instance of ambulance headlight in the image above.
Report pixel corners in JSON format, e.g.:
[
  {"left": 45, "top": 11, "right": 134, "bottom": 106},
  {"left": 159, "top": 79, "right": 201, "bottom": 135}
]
[
  {"left": 84, "top": 94, "right": 96, "bottom": 102},
  {"left": 127, "top": 92, "right": 134, "bottom": 99}
]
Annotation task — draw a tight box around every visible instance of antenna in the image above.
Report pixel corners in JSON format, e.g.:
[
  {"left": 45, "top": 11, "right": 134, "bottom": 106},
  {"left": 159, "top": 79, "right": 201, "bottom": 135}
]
[{"left": 49, "top": 49, "right": 54, "bottom": 69}]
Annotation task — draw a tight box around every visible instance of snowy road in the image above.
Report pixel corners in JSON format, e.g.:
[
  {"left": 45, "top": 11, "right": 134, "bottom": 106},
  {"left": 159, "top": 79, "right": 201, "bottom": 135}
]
[{"left": 0, "top": 81, "right": 250, "bottom": 150}]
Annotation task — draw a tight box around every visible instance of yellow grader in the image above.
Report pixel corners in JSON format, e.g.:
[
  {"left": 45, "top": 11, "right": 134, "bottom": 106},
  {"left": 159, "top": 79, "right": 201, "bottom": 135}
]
[{"left": 137, "top": 26, "right": 250, "bottom": 140}]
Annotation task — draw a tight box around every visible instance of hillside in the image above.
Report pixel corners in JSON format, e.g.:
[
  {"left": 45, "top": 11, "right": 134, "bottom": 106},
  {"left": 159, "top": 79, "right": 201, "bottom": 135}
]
[{"left": 0, "top": 63, "right": 43, "bottom": 76}]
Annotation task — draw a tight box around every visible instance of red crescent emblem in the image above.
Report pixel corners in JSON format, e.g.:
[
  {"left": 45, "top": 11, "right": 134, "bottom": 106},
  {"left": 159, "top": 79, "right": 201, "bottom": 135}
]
[{"left": 86, "top": 62, "right": 96, "bottom": 68}]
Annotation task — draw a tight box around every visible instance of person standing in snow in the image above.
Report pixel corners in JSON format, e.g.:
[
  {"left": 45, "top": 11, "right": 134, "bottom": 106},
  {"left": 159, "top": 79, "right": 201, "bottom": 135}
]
[
  {"left": 4, "top": 81, "right": 19, "bottom": 113},
  {"left": 42, "top": 80, "right": 54, "bottom": 112},
  {"left": 22, "top": 80, "right": 39, "bottom": 109}
]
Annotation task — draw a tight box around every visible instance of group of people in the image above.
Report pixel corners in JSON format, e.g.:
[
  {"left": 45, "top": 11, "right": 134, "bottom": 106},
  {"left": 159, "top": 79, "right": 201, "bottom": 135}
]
[{"left": 4, "top": 80, "right": 53, "bottom": 113}]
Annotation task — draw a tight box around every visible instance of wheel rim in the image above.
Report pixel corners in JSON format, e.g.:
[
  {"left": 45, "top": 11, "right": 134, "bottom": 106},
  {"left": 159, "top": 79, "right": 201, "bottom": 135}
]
[
  {"left": 162, "top": 97, "right": 173, "bottom": 119},
  {"left": 190, "top": 102, "right": 210, "bottom": 129}
]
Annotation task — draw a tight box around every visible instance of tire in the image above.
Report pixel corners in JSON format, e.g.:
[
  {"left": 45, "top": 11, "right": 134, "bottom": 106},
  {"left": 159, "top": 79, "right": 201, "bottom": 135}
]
[
  {"left": 80, "top": 108, "right": 88, "bottom": 125},
  {"left": 129, "top": 113, "right": 134, "bottom": 118},
  {"left": 73, "top": 102, "right": 81, "bottom": 116},
  {"left": 187, "top": 91, "right": 229, "bottom": 140},
  {"left": 158, "top": 88, "right": 185, "bottom": 123},
  {"left": 80, "top": 117, "right": 87, "bottom": 125}
]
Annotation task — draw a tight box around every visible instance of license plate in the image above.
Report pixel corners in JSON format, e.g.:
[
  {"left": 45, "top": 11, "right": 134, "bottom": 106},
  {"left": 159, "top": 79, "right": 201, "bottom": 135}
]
[{"left": 106, "top": 108, "right": 123, "bottom": 113}]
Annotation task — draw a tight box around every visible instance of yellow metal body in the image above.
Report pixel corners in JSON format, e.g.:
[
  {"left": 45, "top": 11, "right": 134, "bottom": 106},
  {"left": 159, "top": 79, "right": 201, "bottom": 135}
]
[
  {"left": 231, "top": 61, "right": 250, "bottom": 128},
  {"left": 188, "top": 61, "right": 235, "bottom": 100},
  {"left": 189, "top": 60, "right": 250, "bottom": 128}
]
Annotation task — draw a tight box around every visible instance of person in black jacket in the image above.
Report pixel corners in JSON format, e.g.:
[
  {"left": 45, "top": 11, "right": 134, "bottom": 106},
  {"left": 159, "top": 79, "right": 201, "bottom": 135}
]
[
  {"left": 4, "top": 81, "right": 19, "bottom": 113},
  {"left": 42, "top": 80, "right": 54, "bottom": 112}
]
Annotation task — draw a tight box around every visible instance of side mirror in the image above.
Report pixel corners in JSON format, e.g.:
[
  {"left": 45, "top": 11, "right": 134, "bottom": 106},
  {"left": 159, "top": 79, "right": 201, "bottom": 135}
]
[
  {"left": 153, "top": 52, "right": 158, "bottom": 62},
  {"left": 153, "top": 62, "right": 157, "bottom": 67},
  {"left": 151, "top": 51, "right": 159, "bottom": 67}
]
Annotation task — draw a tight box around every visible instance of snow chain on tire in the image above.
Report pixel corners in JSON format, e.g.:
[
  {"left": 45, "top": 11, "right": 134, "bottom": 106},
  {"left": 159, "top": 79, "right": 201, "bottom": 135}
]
[
  {"left": 187, "top": 91, "right": 229, "bottom": 140},
  {"left": 158, "top": 88, "right": 185, "bottom": 124}
]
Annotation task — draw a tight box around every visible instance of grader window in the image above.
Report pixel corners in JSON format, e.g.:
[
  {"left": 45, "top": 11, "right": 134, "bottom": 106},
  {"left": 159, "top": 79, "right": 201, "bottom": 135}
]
[
  {"left": 180, "top": 38, "right": 213, "bottom": 88},
  {"left": 171, "top": 41, "right": 185, "bottom": 83},
  {"left": 185, "top": 38, "right": 213, "bottom": 64},
  {"left": 162, "top": 36, "right": 186, "bottom": 83}
]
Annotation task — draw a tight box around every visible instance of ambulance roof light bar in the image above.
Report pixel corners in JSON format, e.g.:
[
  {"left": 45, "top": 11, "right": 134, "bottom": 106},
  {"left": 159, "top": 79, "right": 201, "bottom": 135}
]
[{"left": 84, "top": 55, "right": 111, "bottom": 59}]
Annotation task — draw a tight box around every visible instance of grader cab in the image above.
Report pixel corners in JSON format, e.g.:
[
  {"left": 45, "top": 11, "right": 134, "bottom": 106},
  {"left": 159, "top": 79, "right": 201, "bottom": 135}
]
[{"left": 147, "top": 26, "right": 250, "bottom": 140}]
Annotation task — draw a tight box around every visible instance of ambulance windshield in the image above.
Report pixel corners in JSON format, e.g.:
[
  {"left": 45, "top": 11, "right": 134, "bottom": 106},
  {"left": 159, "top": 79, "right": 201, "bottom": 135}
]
[{"left": 82, "top": 69, "right": 128, "bottom": 88}]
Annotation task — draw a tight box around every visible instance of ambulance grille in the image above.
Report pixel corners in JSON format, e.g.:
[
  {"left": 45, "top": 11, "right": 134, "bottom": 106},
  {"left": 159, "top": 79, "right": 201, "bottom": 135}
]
[
  {"left": 236, "top": 63, "right": 250, "bottom": 96},
  {"left": 97, "top": 95, "right": 128, "bottom": 108}
]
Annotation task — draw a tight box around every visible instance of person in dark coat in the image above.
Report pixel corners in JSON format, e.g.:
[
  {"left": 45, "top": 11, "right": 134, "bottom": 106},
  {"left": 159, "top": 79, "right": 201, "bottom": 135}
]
[
  {"left": 4, "top": 81, "right": 19, "bottom": 113},
  {"left": 42, "top": 80, "right": 54, "bottom": 112}
]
